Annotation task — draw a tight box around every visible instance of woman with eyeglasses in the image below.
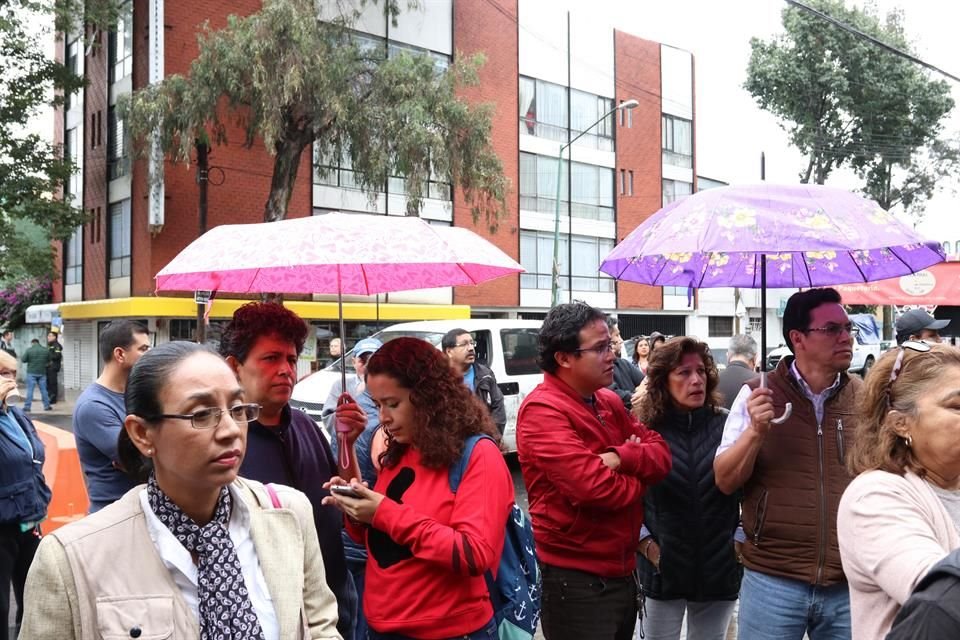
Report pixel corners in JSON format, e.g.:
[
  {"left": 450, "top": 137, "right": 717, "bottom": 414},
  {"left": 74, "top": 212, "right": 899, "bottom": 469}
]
[
  {"left": 634, "top": 337, "right": 741, "bottom": 640},
  {"left": 322, "top": 337, "right": 514, "bottom": 640},
  {"left": 19, "top": 341, "right": 343, "bottom": 639},
  {"left": 838, "top": 342, "right": 960, "bottom": 640}
]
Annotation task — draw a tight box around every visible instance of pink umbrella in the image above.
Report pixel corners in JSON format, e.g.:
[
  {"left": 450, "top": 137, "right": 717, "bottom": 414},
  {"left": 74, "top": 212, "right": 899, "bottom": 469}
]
[{"left": 155, "top": 212, "right": 524, "bottom": 466}]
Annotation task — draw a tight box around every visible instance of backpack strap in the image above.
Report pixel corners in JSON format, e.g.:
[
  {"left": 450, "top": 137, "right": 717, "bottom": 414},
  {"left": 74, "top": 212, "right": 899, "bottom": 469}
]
[
  {"left": 449, "top": 434, "right": 496, "bottom": 493},
  {"left": 265, "top": 483, "right": 282, "bottom": 509}
]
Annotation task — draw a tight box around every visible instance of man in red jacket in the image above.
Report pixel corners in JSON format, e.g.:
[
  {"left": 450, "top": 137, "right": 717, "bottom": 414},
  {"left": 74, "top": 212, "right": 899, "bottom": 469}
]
[{"left": 517, "top": 302, "right": 672, "bottom": 640}]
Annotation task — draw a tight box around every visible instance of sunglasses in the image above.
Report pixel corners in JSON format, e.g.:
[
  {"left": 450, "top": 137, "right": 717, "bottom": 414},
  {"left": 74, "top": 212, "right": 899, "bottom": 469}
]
[{"left": 885, "top": 340, "right": 932, "bottom": 407}]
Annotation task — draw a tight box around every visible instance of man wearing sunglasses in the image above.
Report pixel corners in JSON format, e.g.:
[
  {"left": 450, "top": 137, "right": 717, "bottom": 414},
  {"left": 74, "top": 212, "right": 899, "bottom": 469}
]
[
  {"left": 516, "top": 302, "right": 672, "bottom": 640},
  {"left": 442, "top": 328, "right": 506, "bottom": 434},
  {"left": 895, "top": 308, "right": 949, "bottom": 345},
  {"left": 714, "top": 288, "right": 861, "bottom": 640}
]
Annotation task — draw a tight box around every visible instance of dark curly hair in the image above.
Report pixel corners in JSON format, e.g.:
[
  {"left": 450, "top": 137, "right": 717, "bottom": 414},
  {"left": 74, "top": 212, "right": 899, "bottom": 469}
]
[
  {"left": 537, "top": 301, "right": 608, "bottom": 374},
  {"left": 365, "top": 337, "right": 499, "bottom": 470},
  {"left": 218, "top": 302, "right": 308, "bottom": 363},
  {"left": 636, "top": 336, "right": 721, "bottom": 425}
]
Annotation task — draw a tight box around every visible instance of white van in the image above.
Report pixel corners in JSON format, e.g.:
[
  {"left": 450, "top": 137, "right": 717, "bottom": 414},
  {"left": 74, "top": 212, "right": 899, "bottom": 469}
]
[{"left": 290, "top": 319, "right": 543, "bottom": 453}]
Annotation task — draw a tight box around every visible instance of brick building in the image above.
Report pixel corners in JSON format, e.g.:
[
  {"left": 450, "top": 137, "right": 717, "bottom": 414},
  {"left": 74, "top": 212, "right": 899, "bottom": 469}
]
[{"left": 54, "top": 0, "right": 697, "bottom": 388}]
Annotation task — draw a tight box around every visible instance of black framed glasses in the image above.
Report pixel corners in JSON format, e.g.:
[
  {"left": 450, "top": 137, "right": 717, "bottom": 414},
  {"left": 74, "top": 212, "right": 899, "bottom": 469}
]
[
  {"left": 803, "top": 322, "right": 858, "bottom": 338},
  {"left": 150, "top": 403, "right": 261, "bottom": 430},
  {"left": 574, "top": 340, "right": 615, "bottom": 356}
]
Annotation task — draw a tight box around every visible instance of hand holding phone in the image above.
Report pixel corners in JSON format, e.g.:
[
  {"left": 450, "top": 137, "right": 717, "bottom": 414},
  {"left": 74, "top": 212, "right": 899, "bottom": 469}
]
[{"left": 329, "top": 484, "right": 363, "bottom": 499}]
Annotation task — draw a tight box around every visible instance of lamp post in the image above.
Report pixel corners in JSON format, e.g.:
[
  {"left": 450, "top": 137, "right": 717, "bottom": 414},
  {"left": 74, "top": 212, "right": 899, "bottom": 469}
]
[{"left": 551, "top": 99, "right": 639, "bottom": 307}]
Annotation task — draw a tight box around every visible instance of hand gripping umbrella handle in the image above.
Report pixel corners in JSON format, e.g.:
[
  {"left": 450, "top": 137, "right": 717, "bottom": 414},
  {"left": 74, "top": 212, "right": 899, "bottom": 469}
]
[{"left": 760, "top": 372, "right": 793, "bottom": 425}]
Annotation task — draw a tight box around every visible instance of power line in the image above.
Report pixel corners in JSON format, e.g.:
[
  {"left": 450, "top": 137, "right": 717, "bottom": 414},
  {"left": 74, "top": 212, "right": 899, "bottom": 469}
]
[{"left": 784, "top": 0, "right": 960, "bottom": 84}]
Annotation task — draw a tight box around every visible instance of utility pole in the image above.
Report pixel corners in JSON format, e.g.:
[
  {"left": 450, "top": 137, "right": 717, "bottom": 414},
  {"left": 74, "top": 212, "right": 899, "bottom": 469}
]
[{"left": 196, "top": 140, "right": 209, "bottom": 343}]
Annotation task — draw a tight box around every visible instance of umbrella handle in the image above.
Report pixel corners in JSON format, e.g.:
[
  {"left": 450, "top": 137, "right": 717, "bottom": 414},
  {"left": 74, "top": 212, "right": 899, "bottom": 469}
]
[{"left": 759, "top": 372, "right": 793, "bottom": 425}]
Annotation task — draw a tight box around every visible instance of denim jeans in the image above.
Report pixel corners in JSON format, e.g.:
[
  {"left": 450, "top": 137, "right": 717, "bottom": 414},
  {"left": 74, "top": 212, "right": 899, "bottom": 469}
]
[
  {"left": 367, "top": 617, "right": 496, "bottom": 640},
  {"left": 738, "top": 568, "right": 851, "bottom": 640},
  {"left": 22, "top": 374, "right": 50, "bottom": 412},
  {"left": 636, "top": 597, "right": 736, "bottom": 640},
  {"left": 540, "top": 563, "right": 638, "bottom": 640}
]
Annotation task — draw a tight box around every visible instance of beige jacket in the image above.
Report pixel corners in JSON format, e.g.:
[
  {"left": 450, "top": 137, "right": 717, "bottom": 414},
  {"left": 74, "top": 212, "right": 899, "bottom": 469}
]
[
  {"left": 19, "top": 478, "right": 342, "bottom": 640},
  {"left": 838, "top": 469, "right": 960, "bottom": 640}
]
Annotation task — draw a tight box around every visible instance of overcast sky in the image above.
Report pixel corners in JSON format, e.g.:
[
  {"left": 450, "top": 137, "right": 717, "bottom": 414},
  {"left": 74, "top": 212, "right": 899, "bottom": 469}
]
[{"left": 548, "top": 0, "right": 960, "bottom": 240}]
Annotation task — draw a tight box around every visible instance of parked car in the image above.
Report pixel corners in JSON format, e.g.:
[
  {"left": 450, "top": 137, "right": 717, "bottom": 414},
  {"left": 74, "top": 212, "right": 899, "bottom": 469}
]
[
  {"left": 765, "top": 313, "right": 883, "bottom": 377},
  {"left": 290, "top": 319, "right": 543, "bottom": 453}
]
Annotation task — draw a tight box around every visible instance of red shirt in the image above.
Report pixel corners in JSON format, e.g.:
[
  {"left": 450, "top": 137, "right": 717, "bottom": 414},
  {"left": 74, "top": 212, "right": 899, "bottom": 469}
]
[
  {"left": 348, "top": 438, "right": 513, "bottom": 639},
  {"left": 517, "top": 373, "right": 672, "bottom": 577}
]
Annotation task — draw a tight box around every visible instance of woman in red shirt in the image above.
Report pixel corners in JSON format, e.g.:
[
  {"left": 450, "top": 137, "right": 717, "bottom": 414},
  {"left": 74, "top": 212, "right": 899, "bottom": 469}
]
[{"left": 324, "top": 337, "right": 514, "bottom": 640}]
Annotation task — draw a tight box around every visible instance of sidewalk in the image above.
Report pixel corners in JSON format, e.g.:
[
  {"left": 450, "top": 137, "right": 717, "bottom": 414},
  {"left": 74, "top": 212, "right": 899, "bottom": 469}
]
[{"left": 17, "top": 384, "right": 81, "bottom": 419}]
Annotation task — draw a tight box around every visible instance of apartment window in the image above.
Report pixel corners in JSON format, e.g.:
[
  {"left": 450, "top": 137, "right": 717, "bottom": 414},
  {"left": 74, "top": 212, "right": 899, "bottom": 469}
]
[
  {"left": 65, "top": 38, "right": 79, "bottom": 110},
  {"left": 64, "top": 226, "right": 83, "bottom": 285},
  {"left": 628, "top": 170, "right": 634, "bottom": 196},
  {"left": 662, "top": 114, "right": 693, "bottom": 168},
  {"left": 519, "top": 77, "right": 614, "bottom": 151},
  {"left": 520, "top": 153, "right": 613, "bottom": 221},
  {"left": 708, "top": 316, "right": 735, "bottom": 337},
  {"left": 64, "top": 127, "right": 81, "bottom": 202},
  {"left": 387, "top": 40, "right": 449, "bottom": 75},
  {"left": 107, "top": 108, "right": 128, "bottom": 180},
  {"left": 619, "top": 169, "right": 625, "bottom": 195},
  {"left": 664, "top": 286, "right": 688, "bottom": 297},
  {"left": 108, "top": 1, "right": 133, "bottom": 82},
  {"left": 519, "top": 230, "right": 614, "bottom": 292},
  {"left": 314, "top": 145, "right": 451, "bottom": 201},
  {"left": 663, "top": 179, "right": 693, "bottom": 206},
  {"left": 571, "top": 89, "right": 614, "bottom": 151},
  {"left": 170, "top": 319, "right": 197, "bottom": 342},
  {"left": 108, "top": 199, "right": 131, "bottom": 278}
]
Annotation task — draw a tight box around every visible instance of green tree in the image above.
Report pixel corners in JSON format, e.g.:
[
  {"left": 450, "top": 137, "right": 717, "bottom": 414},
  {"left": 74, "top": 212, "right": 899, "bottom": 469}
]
[
  {"left": 745, "top": 0, "right": 955, "bottom": 216},
  {"left": 0, "top": 1, "right": 87, "bottom": 283},
  {"left": 120, "top": 0, "right": 508, "bottom": 226}
]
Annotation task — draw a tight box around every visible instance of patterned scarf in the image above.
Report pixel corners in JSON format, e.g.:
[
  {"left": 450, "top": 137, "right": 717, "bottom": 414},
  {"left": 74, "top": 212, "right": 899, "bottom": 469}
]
[{"left": 146, "top": 475, "right": 265, "bottom": 640}]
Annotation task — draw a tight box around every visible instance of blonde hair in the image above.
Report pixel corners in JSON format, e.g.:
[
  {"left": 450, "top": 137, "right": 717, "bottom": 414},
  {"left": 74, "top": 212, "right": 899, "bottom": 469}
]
[
  {"left": 848, "top": 343, "right": 960, "bottom": 476},
  {"left": 0, "top": 350, "right": 15, "bottom": 371}
]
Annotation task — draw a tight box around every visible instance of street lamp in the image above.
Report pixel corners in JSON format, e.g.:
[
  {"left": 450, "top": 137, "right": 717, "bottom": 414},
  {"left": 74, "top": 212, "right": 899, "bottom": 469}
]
[{"left": 551, "top": 99, "right": 639, "bottom": 307}]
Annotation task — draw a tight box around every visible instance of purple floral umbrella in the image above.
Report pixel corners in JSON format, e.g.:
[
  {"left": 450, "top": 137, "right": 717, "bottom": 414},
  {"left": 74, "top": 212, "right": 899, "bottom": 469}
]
[{"left": 601, "top": 183, "right": 944, "bottom": 372}]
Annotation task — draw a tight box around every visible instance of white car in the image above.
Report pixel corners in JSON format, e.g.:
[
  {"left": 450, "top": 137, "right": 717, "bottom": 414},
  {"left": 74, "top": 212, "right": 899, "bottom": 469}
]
[{"left": 290, "top": 319, "right": 543, "bottom": 453}]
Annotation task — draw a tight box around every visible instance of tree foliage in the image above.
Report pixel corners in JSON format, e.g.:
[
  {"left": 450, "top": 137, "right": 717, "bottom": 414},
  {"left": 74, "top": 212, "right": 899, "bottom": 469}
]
[
  {"left": 120, "top": 0, "right": 508, "bottom": 227},
  {"left": 0, "top": 1, "right": 87, "bottom": 283},
  {"left": 745, "top": 0, "right": 956, "bottom": 217}
]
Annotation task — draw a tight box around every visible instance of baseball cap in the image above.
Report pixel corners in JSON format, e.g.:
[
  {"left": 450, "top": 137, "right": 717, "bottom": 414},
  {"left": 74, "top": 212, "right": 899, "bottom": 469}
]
[
  {"left": 354, "top": 337, "right": 383, "bottom": 358},
  {"left": 649, "top": 331, "right": 667, "bottom": 343},
  {"left": 895, "top": 309, "right": 949, "bottom": 342}
]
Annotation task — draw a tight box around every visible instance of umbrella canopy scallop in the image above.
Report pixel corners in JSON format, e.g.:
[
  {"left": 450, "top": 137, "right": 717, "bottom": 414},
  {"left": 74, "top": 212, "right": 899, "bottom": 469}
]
[{"left": 600, "top": 184, "right": 944, "bottom": 289}]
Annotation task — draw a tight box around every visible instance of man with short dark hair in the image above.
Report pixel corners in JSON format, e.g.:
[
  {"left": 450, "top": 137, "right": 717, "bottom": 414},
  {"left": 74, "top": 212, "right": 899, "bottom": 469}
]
[
  {"left": 20, "top": 339, "right": 50, "bottom": 413},
  {"left": 74, "top": 320, "right": 151, "bottom": 512},
  {"left": 0, "top": 330, "right": 15, "bottom": 359},
  {"left": 441, "top": 328, "right": 506, "bottom": 434},
  {"left": 718, "top": 333, "right": 758, "bottom": 409},
  {"left": 517, "top": 302, "right": 672, "bottom": 640},
  {"left": 714, "top": 288, "right": 860, "bottom": 639},
  {"left": 220, "top": 302, "right": 359, "bottom": 640},
  {"left": 895, "top": 308, "right": 949, "bottom": 345}
]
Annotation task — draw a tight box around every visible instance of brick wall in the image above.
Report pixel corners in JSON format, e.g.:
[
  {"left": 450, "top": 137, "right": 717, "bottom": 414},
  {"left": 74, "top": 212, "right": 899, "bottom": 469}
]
[
  {"left": 451, "top": 0, "right": 520, "bottom": 309},
  {"left": 614, "top": 31, "right": 662, "bottom": 310},
  {"left": 52, "top": 36, "right": 66, "bottom": 304},
  {"left": 83, "top": 29, "right": 108, "bottom": 300}
]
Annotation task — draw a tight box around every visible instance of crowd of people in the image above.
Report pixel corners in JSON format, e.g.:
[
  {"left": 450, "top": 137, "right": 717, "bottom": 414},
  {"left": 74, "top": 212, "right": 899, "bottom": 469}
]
[{"left": 0, "top": 292, "right": 957, "bottom": 639}]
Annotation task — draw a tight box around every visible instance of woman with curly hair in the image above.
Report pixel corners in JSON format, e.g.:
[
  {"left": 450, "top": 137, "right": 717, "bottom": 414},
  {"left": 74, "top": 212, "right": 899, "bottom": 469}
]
[
  {"left": 838, "top": 343, "right": 960, "bottom": 640},
  {"left": 323, "top": 337, "right": 514, "bottom": 640},
  {"left": 634, "top": 337, "right": 741, "bottom": 640}
]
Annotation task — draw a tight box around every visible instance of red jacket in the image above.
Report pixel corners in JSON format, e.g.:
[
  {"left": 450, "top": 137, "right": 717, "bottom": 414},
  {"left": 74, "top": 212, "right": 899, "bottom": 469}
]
[{"left": 517, "top": 373, "right": 672, "bottom": 577}]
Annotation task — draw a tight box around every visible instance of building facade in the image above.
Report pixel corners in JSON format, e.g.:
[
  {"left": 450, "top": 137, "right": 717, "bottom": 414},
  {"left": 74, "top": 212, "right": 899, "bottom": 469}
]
[{"left": 54, "top": 0, "right": 699, "bottom": 387}]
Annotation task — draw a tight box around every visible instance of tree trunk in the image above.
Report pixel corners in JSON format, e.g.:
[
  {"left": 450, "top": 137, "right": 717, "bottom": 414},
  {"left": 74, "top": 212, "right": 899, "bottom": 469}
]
[{"left": 263, "top": 130, "right": 314, "bottom": 222}]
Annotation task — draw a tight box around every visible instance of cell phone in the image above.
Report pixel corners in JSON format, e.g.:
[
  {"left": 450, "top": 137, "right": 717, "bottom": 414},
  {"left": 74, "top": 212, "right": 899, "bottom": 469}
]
[{"left": 329, "top": 484, "right": 363, "bottom": 499}]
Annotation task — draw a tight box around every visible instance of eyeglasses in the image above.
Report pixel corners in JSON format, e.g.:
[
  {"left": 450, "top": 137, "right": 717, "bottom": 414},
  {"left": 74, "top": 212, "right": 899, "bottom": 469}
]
[
  {"left": 574, "top": 340, "right": 615, "bottom": 356},
  {"left": 455, "top": 340, "right": 476, "bottom": 349},
  {"left": 803, "top": 322, "right": 858, "bottom": 338},
  {"left": 150, "top": 403, "right": 261, "bottom": 430}
]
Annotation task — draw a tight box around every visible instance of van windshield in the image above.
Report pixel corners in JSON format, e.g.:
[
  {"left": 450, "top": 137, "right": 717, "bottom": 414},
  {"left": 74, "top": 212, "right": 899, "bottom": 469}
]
[{"left": 321, "top": 331, "right": 444, "bottom": 372}]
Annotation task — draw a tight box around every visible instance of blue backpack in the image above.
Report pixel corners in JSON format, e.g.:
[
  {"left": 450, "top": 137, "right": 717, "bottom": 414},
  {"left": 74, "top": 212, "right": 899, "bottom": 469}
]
[{"left": 449, "top": 435, "right": 541, "bottom": 640}]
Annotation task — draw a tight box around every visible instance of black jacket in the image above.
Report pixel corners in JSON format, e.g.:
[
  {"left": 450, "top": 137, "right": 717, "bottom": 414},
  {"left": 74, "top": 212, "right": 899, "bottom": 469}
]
[
  {"left": 638, "top": 406, "right": 741, "bottom": 601},
  {"left": 609, "top": 358, "right": 644, "bottom": 411},
  {"left": 0, "top": 406, "right": 51, "bottom": 525},
  {"left": 473, "top": 362, "right": 506, "bottom": 434},
  {"left": 886, "top": 548, "right": 960, "bottom": 639}
]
